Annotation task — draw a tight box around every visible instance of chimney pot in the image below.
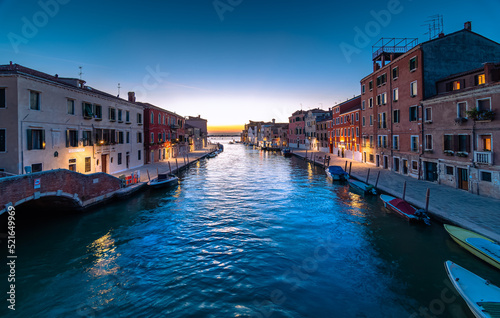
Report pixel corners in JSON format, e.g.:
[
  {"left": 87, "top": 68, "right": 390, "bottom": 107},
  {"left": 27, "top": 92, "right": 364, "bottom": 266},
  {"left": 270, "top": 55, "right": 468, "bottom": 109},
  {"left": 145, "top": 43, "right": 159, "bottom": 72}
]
[
  {"left": 9, "top": 61, "right": 12, "bottom": 66},
  {"left": 128, "top": 91, "right": 136, "bottom": 102},
  {"left": 464, "top": 21, "right": 472, "bottom": 31},
  {"left": 438, "top": 32, "right": 445, "bottom": 38}
]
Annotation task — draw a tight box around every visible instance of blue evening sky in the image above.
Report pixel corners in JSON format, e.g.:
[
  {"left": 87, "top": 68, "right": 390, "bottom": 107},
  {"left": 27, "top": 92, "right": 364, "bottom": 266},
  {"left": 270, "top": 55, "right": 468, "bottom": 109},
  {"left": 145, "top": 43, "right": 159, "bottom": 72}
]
[{"left": 1, "top": 0, "right": 499, "bottom": 129}]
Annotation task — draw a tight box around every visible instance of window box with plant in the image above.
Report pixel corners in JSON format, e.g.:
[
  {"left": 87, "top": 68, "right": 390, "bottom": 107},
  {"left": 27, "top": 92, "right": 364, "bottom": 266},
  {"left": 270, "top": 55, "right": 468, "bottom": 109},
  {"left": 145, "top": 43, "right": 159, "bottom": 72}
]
[
  {"left": 465, "top": 109, "right": 495, "bottom": 121},
  {"left": 456, "top": 152, "right": 468, "bottom": 157},
  {"left": 454, "top": 117, "right": 467, "bottom": 124},
  {"left": 444, "top": 150, "right": 454, "bottom": 156}
]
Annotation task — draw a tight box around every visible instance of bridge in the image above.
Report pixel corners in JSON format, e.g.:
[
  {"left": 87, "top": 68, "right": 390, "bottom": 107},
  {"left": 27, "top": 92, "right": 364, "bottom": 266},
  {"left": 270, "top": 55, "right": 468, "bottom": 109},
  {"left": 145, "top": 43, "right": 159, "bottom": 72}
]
[{"left": 0, "top": 169, "right": 123, "bottom": 215}]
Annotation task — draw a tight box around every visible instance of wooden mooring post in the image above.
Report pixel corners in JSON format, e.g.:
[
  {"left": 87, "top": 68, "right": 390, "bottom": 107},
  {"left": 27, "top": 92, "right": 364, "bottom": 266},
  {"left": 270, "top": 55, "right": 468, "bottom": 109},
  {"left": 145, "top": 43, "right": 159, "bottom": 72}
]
[
  {"left": 146, "top": 169, "right": 151, "bottom": 182},
  {"left": 425, "top": 188, "right": 431, "bottom": 212},
  {"left": 365, "top": 168, "right": 370, "bottom": 184},
  {"left": 348, "top": 162, "right": 352, "bottom": 176},
  {"left": 402, "top": 181, "right": 407, "bottom": 201},
  {"left": 344, "top": 161, "right": 348, "bottom": 172},
  {"left": 375, "top": 171, "right": 381, "bottom": 188},
  {"left": 305, "top": 150, "right": 308, "bottom": 161},
  {"left": 175, "top": 158, "right": 179, "bottom": 173},
  {"left": 168, "top": 161, "right": 172, "bottom": 174}
]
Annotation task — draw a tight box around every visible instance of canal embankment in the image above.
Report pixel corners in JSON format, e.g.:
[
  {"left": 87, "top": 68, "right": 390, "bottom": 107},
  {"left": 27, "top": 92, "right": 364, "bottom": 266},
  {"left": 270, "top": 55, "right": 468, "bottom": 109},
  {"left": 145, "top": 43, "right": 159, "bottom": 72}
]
[{"left": 289, "top": 147, "right": 500, "bottom": 243}]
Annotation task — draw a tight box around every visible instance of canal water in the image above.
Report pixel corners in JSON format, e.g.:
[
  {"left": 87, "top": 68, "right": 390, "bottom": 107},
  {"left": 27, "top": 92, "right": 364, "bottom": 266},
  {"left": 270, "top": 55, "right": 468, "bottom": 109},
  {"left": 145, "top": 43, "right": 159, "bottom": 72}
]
[{"left": 2, "top": 139, "right": 499, "bottom": 318}]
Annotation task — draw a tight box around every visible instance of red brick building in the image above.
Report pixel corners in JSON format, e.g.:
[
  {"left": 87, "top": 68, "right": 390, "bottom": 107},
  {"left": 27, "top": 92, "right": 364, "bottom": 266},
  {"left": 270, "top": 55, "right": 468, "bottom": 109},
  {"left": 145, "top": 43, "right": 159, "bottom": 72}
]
[
  {"left": 331, "top": 96, "right": 361, "bottom": 161},
  {"left": 360, "top": 23, "right": 500, "bottom": 178},
  {"left": 288, "top": 110, "right": 306, "bottom": 149},
  {"left": 421, "top": 63, "right": 500, "bottom": 199}
]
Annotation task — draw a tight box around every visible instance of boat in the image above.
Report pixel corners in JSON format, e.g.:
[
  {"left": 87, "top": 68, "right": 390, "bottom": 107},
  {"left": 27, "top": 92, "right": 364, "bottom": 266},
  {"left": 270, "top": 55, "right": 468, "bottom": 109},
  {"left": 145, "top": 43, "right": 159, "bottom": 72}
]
[
  {"left": 444, "top": 261, "right": 500, "bottom": 318},
  {"left": 229, "top": 141, "right": 235, "bottom": 144},
  {"left": 207, "top": 152, "right": 217, "bottom": 158},
  {"left": 148, "top": 173, "right": 178, "bottom": 188},
  {"left": 325, "top": 166, "right": 348, "bottom": 181},
  {"left": 348, "top": 178, "right": 377, "bottom": 195},
  {"left": 281, "top": 148, "right": 292, "bottom": 158},
  {"left": 380, "top": 194, "right": 431, "bottom": 225},
  {"left": 444, "top": 224, "right": 500, "bottom": 270}
]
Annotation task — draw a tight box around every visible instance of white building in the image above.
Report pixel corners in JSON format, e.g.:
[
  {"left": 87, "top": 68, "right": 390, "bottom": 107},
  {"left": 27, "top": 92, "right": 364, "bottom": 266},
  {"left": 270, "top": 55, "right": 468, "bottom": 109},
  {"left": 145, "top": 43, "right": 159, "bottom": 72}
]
[{"left": 0, "top": 63, "right": 144, "bottom": 175}]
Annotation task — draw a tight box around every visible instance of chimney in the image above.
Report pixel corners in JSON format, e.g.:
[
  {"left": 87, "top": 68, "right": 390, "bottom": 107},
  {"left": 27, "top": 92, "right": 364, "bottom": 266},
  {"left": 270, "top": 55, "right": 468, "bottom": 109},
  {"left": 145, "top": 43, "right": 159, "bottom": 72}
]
[
  {"left": 438, "top": 32, "right": 445, "bottom": 38},
  {"left": 272, "top": 118, "right": 275, "bottom": 124},
  {"left": 464, "top": 21, "right": 472, "bottom": 31},
  {"left": 128, "top": 92, "right": 136, "bottom": 102},
  {"left": 9, "top": 61, "right": 12, "bottom": 66}
]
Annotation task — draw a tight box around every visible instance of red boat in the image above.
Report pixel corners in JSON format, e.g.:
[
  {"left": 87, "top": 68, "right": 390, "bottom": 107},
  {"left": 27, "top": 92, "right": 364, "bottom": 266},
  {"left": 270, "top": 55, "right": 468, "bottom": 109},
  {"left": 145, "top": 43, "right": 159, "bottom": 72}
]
[{"left": 380, "top": 194, "right": 431, "bottom": 225}]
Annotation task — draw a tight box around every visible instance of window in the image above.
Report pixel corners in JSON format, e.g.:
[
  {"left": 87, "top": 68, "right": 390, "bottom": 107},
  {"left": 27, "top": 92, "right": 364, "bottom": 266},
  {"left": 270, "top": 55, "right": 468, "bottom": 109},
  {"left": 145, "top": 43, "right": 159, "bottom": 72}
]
[
  {"left": 444, "top": 135, "right": 453, "bottom": 151},
  {"left": 362, "top": 100, "right": 365, "bottom": 110},
  {"left": 126, "top": 131, "right": 130, "bottom": 144},
  {"left": 457, "top": 102, "right": 467, "bottom": 118},
  {"left": 83, "top": 102, "right": 93, "bottom": 118},
  {"left": 138, "top": 150, "right": 141, "bottom": 161},
  {"left": 378, "top": 135, "right": 388, "bottom": 148},
  {"left": 369, "top": 135, "right": 374, "bottom": 148},
  {"left": 362, "top": 116, "right": 366, "bottom": 127},
  {"left": 393, "top": 110, "right": 400, "bottom": 123},
  {"left": 362, "top": 85, "right": 365, "bottom": 94},
  {"left": 109, "top": 107, "right": 116, "bottom": 121},
  {"left": 137, "top": 113, "right": 142, "bottom": 125},
  {"left": 68, "top": 158, "right": 77, "bottom": 172},
  {"left": 0, "top": 129, "right": 5, "bottom": 152},
  {"left": 376, "top": 73, "right": 387, "bottom": 86},
  {"left": 458, "top": 135, "right": 469, "bottom": 152},
  {"left": 446, "top": 166, "right": 454, "bottom": 175},
  {"left": 452, "top": 81, "right": 461, "bottom": 91},
  {"left": 412, "top": 161, "right": 418, "bottom": 170},
  {"left": 94, "top": 105, "right": 102, "bottom": 120},
  {"left": 151, "top": 112, "right": 154, "bottom": 124},
  {"left": 27, "top": 129, "right": 45, "bottom": 150},
  {"left": 481, "top": 171, "right": 492, "bottom": 182},
  {"left": 150, "top": 133, "right": 154, "bottom": 144},
  {"left": 118, "top": 109, "right": 123, "bottom": 122},
  {"left": 411, "top": 136, "right": 419, "bottom": 152},
  {"left": 67, "top": 99, "right": 75, "bottom": 115},
  {"left": 369, "top": 154, "right": 374, "bottom": 163},
  {"left": 409, "top": 106, "right": 418, "bottom": 122},
  {"left": 477, "top": 98, "right": 491, "bottom": 111},
  {"left": 66, "top": 130, "right": 79, "bottom": 147},
  {"left": 369, "top": 97, "right": 373, "bottom": 108},
  {"left": 369, "top": 81, "right": 373, "bottom": 91},
  {"left": 392, "top": 67, "right": 399, "bottom": 79},
  {"left": 409, "top": 56, "right": 418, "bottom": 71},
  {"left": 356, "top": 127, "right": 359, "bottom": 137},
  {"left": 355, "top": 113, "right": 359, "bottom": 121},
  {"left": 82, "top": 131, "right": 92, "bottom": 146},
  {"left": 158, "top": 133, "right": 162, "bottom": 142},
  {"left": 126, "top": 111, "right": 130, "bottom": 123},
  {"left": 424, "top": 108, "right": 432, "bottom": 122},
  {"left": 392, "top": 135, "right": 399, "bottom": 150},
  {"left": 393, "top": 88, "right": 399, "bottom": 102},
  {"left": 32, "top": 163, "right": 42, "bottom": 172},
  {"left": 118, "top": 153, "right": 122, "bottom": 165},
  {"left": 0, "top": 88, "right": 5, "bottom": 108},
  {"left": 30, "top": 90, "right": 40, "bottom": 110},
  {"left": 369, "top": 115, "right": 373, "bottom": 126},
  {"left": 410, "top": 81, "right": 418, "bottom": 97},
  {"left": 480, "top": 135, "right": 492, "bottom": 151},
  {"left": 475, "top": 74, "right": 486, "bottom": 85},
  {"left": 158, "top": 114, "right": 162, "bottom": 125},
  {"left": 118, "top": 131, "right": 124, "bottom": 144},
  {"left": 85, "top": 157, "right": 91, "bottom": 172},
  {"left": 425, "top": 135, "right": 433, "bottom": 150},
  {"left": 378, "top": 112, "right": 387, "bottom": 129},
  {"left": 377, "top": 93, "right": 387, "bottom": 105}
]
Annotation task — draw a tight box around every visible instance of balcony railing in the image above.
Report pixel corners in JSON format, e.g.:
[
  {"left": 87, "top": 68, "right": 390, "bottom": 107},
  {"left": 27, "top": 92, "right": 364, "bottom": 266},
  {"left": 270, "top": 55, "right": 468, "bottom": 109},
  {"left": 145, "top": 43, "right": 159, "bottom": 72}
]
[{"left": 474, "top": 151, "right": 493, "bottom": 165}]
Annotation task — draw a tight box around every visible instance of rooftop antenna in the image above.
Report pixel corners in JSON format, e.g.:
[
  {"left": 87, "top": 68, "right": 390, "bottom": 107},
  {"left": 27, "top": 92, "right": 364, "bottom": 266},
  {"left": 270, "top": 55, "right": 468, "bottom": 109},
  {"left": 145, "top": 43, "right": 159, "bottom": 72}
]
[
  {"left": 422, "top": 14, "right": 444, "bottom": 40},
  {"left": 117, "top": 83, "right": 121, "bottom": 97},
  {"left": 78, "top": 66, "right": 83, "bottom": 80},
  {"left": 300, "top": 103, "right": 303, "bottom": 111}
]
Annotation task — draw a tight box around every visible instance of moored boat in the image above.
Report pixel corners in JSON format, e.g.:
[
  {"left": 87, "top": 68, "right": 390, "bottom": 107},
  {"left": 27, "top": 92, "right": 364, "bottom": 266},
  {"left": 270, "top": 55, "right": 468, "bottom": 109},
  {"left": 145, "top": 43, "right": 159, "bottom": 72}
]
[
  {"left": 348, "top": 178, "right": 376, "bottom": 195},
  {"left": 444, "top": 224, "right": 500, "bottom": 270},
  {"left": 148, "top": 173, "right": 179, "bottom": 188},
  {"left": 380, "top": 194, "right": 431, "bottom": 225},
  {"left": 281, "top": 148, "right": 292, "bottom": 158},
  {"left": 325, "top": 166, "right": 348, "bottom": 181},
  {"left": 444, "top": 261, "right": 500, "bottom": 318}
]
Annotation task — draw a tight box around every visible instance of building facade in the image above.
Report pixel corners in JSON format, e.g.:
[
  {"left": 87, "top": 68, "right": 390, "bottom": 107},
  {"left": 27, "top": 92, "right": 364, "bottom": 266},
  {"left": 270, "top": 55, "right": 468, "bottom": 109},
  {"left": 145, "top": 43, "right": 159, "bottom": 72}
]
[
  {"left": 331, "top": 96, "right": 362, "bottom": 161},
  {"left": 0, "top": 63, "right": 144, "bottom": 175},
  {"left": 288, "top": 110, "right": 305, "bottom": 149},
  {"left": 360, "top": 23, "right": 500, "bottom": 178},
  {"left": 185, "top": 115, "right": 208, "bottom": 150},
  {"left": 304, "top": 109, "right": 330, "bottom": 150},
  {"left": 421, "top": 63, "right": 500, "bottom": 199}
]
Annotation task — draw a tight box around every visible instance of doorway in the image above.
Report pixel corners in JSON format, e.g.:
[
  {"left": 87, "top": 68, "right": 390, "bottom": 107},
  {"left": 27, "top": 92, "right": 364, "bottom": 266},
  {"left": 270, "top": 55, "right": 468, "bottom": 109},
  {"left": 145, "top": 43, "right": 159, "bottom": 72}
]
[
  {"left": 457, "top": 168, "right": 468, "bottom": 190},
  {"left": 425, "top": 162, "right": 438, "bottom": 182},
  {"left": 402, "top": 159, "right": 408, "bottom": 175},
  {"left": 383, "top": 156, "right": 388, "bottom": 169},
  {"left": 376, "top": 155, "right": 380, "bottom": 167},
  {"left": 101, "top": 154, "right": 108, "bottom": 174},
  {"left": 126, "top": 154, "right": 130, "bottom": 169}
]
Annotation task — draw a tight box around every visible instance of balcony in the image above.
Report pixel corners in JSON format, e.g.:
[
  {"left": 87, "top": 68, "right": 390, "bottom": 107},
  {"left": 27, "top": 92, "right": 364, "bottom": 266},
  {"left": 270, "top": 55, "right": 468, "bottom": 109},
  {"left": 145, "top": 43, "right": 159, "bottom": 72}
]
[
  {"left": 474, "top": 151, "right": 493, "bottom": 165},
  {"left": 171, "top": 124, "right": 180, "bottom": 129}
]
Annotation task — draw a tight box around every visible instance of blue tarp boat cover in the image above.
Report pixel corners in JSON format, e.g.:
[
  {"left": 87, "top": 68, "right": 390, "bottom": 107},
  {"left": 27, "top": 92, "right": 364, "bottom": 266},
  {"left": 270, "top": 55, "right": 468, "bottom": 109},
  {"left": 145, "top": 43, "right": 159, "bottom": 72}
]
[{"left": 327, "top": 166, "right": 346, "bottom": 175}]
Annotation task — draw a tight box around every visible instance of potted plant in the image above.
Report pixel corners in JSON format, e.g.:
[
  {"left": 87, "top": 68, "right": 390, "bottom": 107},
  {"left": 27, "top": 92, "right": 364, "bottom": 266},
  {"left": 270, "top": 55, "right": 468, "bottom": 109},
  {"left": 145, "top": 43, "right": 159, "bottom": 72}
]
[{"left": 465, "top": 109, "right": 495, "bottom": 121}]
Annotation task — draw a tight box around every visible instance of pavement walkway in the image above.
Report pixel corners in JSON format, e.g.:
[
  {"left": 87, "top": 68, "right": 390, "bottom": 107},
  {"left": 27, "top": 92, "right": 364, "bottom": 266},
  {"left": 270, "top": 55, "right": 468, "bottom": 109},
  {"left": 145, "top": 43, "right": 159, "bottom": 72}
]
[
  {"left": 112, "top": 145, "right": 218, "bottom": 182},
  {"left": 290, "top": 147, "right": 500, "bottom": 242}
]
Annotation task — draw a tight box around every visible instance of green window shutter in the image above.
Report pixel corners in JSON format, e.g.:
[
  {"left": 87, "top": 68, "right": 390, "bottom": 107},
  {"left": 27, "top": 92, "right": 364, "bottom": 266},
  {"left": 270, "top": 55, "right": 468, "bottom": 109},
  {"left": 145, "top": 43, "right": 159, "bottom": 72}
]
[
  {"left": 66, "top": 130, "right": 70, "bottom": 147},
  {"left": 465, "top": 135, "right": 470, "bottom": 152},
  {"left": 41, "top": 129, "right": 45, "bottom": 149},
  {"left": 27, "top": 129, "right": 32, "bottom": 150},
  {"left": 453, "top": 135, "right": 459, "bottom": 152}
]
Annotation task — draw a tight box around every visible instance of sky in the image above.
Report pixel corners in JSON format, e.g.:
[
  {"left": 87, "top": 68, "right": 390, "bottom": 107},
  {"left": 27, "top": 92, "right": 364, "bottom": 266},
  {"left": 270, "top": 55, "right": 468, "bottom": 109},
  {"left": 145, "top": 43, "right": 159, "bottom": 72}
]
[{"left": 1, "top": 0, "right": 499, "bottom": 133}]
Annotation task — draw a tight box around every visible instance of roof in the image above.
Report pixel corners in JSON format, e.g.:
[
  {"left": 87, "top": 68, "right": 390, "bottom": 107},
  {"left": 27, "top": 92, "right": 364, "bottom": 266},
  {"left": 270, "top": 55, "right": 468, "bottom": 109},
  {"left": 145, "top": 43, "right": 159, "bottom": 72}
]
[
  {"left": 135, "top": 102, "right": 183, "bottom": 118},
  {"left": 333, "top": 96, "right": 361, "bottom": 114}
]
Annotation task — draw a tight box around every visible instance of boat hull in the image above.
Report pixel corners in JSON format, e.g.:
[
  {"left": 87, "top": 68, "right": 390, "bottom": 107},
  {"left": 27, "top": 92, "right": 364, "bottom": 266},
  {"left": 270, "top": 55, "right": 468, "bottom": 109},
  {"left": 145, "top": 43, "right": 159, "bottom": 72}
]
[
  {"left": 148, "top": 176, "right": 179, "bottom": 188},
  {"left": 348, "top": 179, "right": 376, "bottom": 195},
  {"left": 380, "top": 194, "right": 430, "bottom": 224},
  {"left": 444, "top": 224, "right": 500, "bottom": 270},
  {"left": 445, "top": 261, "right": 500, "bottom": 318}
]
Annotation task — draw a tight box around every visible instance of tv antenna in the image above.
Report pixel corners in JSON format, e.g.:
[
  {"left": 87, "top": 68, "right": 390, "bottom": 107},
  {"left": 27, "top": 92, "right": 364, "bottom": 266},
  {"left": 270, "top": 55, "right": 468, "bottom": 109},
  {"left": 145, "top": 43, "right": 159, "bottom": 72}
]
[
  {"left": 422, "top": 14, "right": 444, "bottom": 40},
  {"left": 78, "top": 66, "right": 83, "bottom": 80},
  {"left": 117, "top": 83, "right": 121, "bottom": 97}
]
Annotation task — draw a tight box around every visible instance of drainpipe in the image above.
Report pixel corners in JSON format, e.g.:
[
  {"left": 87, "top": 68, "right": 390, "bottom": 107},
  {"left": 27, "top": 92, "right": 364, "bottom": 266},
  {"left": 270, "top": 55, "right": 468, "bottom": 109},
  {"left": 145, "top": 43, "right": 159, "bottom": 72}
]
[
  {"left": 20, "top": 114, "right": 30, "bottom": 175},
  {"left": 419, "top": 102, "right": 424, "bottom": 181}
]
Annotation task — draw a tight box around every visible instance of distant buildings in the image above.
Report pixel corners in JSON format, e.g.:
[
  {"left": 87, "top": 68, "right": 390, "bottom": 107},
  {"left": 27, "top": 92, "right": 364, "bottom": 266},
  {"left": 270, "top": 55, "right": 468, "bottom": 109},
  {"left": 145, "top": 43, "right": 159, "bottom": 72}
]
[
  {"left": 240, "top": 21, "right": 500, "bottom": 199},
  {"left": 185, "top": 116, "right": 208, "bottom": 150},
  {"left": 0, "top": 63, "right": 207, "bottom": 176}
]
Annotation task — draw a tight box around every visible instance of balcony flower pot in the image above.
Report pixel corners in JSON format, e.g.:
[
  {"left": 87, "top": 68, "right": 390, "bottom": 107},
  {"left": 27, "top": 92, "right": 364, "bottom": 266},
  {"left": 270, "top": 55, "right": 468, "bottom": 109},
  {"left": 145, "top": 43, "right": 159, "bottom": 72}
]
[
  {"left": 456, "top": 152, "right": 468, "bottom": 157},
  {"left": 465, "top": 109, "right": 495, "bottom": 121}
]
